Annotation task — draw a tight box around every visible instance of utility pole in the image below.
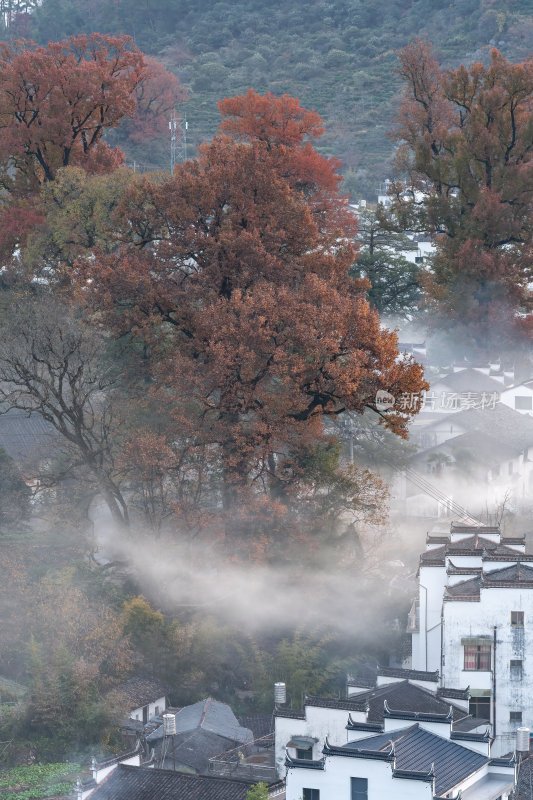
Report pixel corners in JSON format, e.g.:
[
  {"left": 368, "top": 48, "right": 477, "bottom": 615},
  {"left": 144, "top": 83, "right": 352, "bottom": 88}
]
[{"left": 169, "top": 110, "right": 188, "bottom": 175}]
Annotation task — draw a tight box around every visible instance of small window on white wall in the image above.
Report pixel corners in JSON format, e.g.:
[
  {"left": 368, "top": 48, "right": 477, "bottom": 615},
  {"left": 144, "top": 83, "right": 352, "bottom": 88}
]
[
  {"left": 351, "top": 777, "right": 368, "bottom": 800},
  {"left": 515, "top": 396, "right": 533, "bottom": 411}
]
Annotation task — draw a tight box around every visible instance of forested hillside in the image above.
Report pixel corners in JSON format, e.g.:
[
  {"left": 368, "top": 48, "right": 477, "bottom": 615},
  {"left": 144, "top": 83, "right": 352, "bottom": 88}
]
[{"left": 19, "top": 0, "right": 532, "bottom": 196}]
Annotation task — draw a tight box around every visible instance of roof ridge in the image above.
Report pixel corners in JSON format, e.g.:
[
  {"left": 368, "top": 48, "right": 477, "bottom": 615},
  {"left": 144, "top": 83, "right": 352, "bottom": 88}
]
[{"left": 200, "top": 696, "right": 213, "bottom": 728}]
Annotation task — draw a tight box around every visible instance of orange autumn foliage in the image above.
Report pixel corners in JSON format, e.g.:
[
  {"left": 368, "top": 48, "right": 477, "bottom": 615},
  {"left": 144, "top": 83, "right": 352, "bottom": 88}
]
[
  {"left": 0, "top": 34, "right": 184, "bottom": 260},
  {"left": 80, "top": 91, "right": 426, "bottom": 520}
]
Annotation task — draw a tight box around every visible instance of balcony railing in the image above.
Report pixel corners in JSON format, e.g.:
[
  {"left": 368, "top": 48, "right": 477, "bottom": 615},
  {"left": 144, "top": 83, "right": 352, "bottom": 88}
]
[{"left": 208, "top": 735, "right": 278, "bottom": 783}]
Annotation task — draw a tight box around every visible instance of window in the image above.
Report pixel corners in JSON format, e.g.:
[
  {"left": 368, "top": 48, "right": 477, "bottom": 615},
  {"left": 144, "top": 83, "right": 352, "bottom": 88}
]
[
  {"left": 351, "top": 777, "right": 368, "bottom": 800},
  {"left": 464, "top": 644, "right": 491, "bottom": 670},
  {"left": 296, "top": 748, "right": 313, "bottom": 760},
  {"left": 155, "top": 706, "right": 160, "bottom": 717},
  {"left": 510, "top": 711, "right": 523, "bottom": 723},
  {"left": 512, "top": 611, "right": 524, "bottom": 627},
  {"left": 469, "top": 696, "right": 491, "bottom": 719},
  {"left": 511, "top": 660, "right": 523, "bottom": 680},
  {"left": 515, "top": 396, "right": 533, "bottom": 411},
  {"left": 303, "top": 789, "right": 319, "bottom": 800}
]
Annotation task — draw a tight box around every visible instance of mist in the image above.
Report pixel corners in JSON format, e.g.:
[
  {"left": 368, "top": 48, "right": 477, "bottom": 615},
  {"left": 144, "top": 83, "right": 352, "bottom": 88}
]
[{"left": 93, "top": 518, "right": 414, "bottom": 640}]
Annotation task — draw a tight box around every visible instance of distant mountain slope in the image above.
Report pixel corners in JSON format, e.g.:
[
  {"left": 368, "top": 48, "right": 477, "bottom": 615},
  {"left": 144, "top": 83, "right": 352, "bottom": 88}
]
[{"left": 26, "top": 0, "right": 533, "bottom": 197}]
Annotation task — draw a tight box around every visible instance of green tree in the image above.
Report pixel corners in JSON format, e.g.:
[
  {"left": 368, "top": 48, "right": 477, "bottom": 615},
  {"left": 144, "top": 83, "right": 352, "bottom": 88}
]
[
  {"left": 352, "top": 206, "right": 423, "bottom": 319},
  {"left": 355, "top": 250, "right": 422, "bottom": 318},
  {"left": 24, "top": 166, "right": 135, "bottom": 275},
  {"left": 245, "top": 783, "right": 269, "bottom": 800}
]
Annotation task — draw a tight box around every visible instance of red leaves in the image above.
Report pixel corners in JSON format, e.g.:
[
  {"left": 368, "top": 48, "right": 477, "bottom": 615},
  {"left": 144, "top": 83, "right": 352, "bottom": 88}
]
[
  {"left": 0, "top": 34, "right": 149, "bottom": 188},
  {"left": 219, "top": 89, "right": 324, "bottom": 147},
  {"left": 83, "top": 91, "right": 426, "bottom": 463},
  {"left": 0, "top": 35, "right": 184, "bottom": 261},
  {"left": 218, "top": 90, "right": 353, "bottom": 237}
]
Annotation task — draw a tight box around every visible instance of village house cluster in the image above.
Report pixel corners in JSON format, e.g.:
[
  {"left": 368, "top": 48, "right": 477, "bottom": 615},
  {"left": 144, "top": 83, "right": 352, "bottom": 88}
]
[{"left": 76, "top": 521, "right": 533, "bottom": 800}]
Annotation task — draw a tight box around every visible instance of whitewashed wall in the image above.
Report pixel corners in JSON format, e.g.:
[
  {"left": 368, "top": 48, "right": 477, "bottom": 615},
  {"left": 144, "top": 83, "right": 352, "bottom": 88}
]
[
  {"left": 129, "top": 695, "right": 166, "bottom": 723},
  {"left": 286, "top": 754, "right": 433, "bottom": 800},
  {"left": 443, "top": 586, "right": 533, "bottom": 756}
]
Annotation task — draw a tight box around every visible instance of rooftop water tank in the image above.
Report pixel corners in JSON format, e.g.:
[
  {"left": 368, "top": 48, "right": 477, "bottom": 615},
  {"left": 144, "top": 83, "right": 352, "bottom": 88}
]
[
  {"left": 516, "top": 726, "right": 530, "bottom": 753},
  {"left": 274, "top": 682, "right": 286, "bottom": 705},
  {"left": 163, "top": 713, "right": 176, "bottom": 736}
]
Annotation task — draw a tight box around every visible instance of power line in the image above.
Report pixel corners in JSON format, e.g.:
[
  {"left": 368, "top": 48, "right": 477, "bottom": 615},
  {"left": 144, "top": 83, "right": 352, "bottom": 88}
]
[{"left": 403, "top": 467, "right": 483, "bottom": 524}]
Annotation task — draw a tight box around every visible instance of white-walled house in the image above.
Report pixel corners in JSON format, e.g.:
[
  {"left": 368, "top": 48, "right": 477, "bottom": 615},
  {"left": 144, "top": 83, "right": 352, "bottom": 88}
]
[
  {"left": 400, "top": 404, "right": 533, "bottom": 517},
  {"left": 275, "top": 675, "right": 494, "bottom": 780},
  {"left": 409, "top": 522, "right": 533, "bottom": 756},
  {"left": 501, "top": 380, "right": 533, "bottom": 417},
  {"left": 77, "top": 743, "right": 150, "bottom": 800},
  {"left": 285, "top": 717, "right": 515, "bottom": 800},
  {"left": 107, "top": 677, "right": 168, "bottom": 725}
]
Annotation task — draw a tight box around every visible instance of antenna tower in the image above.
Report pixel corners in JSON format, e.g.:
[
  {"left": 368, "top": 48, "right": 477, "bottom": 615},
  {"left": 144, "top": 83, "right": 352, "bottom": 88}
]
[{"left": 169, "top": 110, "right": 188, "bottom": 174}]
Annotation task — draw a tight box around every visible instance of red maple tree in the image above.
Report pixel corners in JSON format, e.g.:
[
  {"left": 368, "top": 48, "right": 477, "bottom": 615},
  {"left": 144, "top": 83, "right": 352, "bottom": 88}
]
[
  {"left": 79, "top": 91, "right": 426, "bottom": 541},
  {"left": 0, "top": 34, "right": 184, "bottom": 261}
]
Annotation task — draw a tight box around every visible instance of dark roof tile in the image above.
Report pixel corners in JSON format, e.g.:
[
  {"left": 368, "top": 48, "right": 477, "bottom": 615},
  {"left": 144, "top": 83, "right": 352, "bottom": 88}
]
[
  {"left": 377, "top": 667, "right": 439, "bottom": 682},
  {"left": 348, "top": 680, "right": 464, "bottom": 724},
  {"left": 444, "top": 577, "right": 481, "bottom": 601},
  {"left": 108, "top": 678, "right": 168, "bottom": 712},
  {"left": 337, "top": 724, "right": 487, "bottom": 795},
  {"left": 274, "top": 708, "right": 305, "bottom": 720},
  {"left": 484, "top": 563, "right": 533, "bottom": 586},
  {"left": 437, "top": 687, "right": 470, "bottom": 701},
  {"left": 304, "top": 695, "right": 368, "bottom": 712},
  {"left": 87, "top": 764, "right": 256, "bottom": 800}
]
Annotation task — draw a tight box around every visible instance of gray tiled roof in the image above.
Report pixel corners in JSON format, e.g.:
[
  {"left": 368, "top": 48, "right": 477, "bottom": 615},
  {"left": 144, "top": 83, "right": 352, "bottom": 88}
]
[
  {"left": 87, "top": 764, "right": 256, "bottom": 799},
  {"left": 435, "top": 369, "right": 503, "bottom": 394},
  {"left": 446, "top": 577, "right": 481, "bottom": 598},
  {"left": 0, "top": 411, "right": 58, "bottom": 462},
  {"left": 437, "top": 687, "right": 470, "bottom": 700},
  {"left": 304, "top": 695, "right": 368, "bottom": 712},
  {"left": 377, "top": 667, "right": 438, "bottom": 682},
  {"left": 450, "top": 523, "right": 501, "bottom": 535},
  {"left": 108, "top": 678, "right": 168, "bottom": 712},
  {"left": 274, "top": 707, "right": 305, "bottom": 719},
  {"left": 449, "top": 536, "right": 514, "bottom": 552},
  {"left": 421, "top": 536, "right": 522, "bottom": 567},
  {"left": 148, "top": 698, "right": 253, "bottom": 746},
  {"left": 484, "top": 563, "right": 533, "bottom": 586},
  {"left": 450, "top": 402, "right": 533, "bottom": 450},
  {"left": 237, "top": 714, "right": 273, "bottom": 740},
  {"left": 452, "top": 715, "right": 489, "bottom": 732},
  {"left": 420, "top": 546, "right": 447, "bottom": 565},
  {"left": 446, "top": 563, "right": 533, "bottom": 599},
  {"left": 337, "top": 724, "right": 487, "bottom": 795},
  {"left": 351, "top": 681, "right": 465, "bottom": 724},
  {"left": 412, "top": 430, "right": 520, "bottom": 466}
]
